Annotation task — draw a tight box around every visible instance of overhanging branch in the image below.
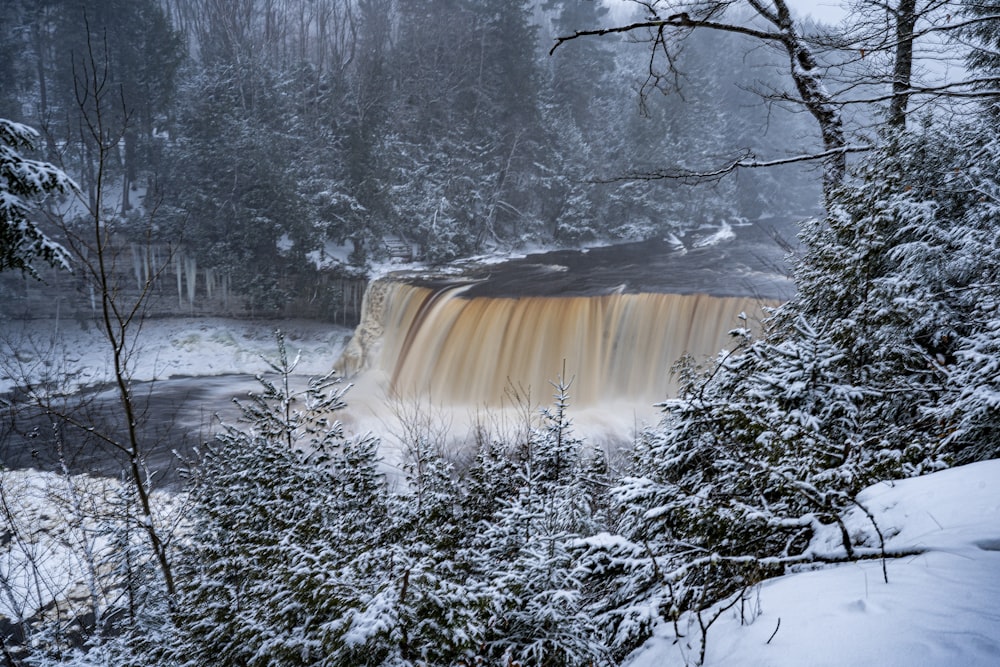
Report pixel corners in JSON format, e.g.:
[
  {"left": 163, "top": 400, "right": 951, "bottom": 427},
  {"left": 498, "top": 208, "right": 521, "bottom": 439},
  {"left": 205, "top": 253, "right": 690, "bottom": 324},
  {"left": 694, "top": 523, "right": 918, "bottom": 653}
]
[
  {"left": 595, "top": 145, "right": 873, "bottom": 184},
  {"left": 549, "top": 14, "right": 782, "bottom": 56}
]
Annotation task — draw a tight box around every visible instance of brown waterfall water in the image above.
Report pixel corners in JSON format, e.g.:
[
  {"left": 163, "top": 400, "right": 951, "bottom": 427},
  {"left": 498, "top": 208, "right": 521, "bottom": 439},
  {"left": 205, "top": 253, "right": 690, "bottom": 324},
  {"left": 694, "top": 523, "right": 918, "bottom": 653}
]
[
  {"left": 338, "top": 279, "right": 777, "bottom": 408},
  {"left": 335, "top": 227, "right": 794, "bottom": 446}
]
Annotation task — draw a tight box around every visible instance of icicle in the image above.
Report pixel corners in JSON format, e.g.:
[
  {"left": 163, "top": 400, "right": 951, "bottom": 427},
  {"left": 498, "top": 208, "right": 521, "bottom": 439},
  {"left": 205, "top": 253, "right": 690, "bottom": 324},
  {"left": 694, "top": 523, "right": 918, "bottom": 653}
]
[
  {"left": 131, "top": 244, "right": 142, "bottom": 290},
  {"left": 186, "top": 257, "right": 197, "bottom": 306},
  {"left": 175, "top": 252, "right": 183, "bottom": 307}
]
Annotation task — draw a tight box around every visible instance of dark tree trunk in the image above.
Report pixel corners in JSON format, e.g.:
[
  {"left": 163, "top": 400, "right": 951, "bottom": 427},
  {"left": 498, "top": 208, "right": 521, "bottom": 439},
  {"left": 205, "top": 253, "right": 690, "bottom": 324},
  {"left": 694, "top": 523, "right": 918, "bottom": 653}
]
[{"left": 889, "top": 0, "right": 918, "bottom": 128}]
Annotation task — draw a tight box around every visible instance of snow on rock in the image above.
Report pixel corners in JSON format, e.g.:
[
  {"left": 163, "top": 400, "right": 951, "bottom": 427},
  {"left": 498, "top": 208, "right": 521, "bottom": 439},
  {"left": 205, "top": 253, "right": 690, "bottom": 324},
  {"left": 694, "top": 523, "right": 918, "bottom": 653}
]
[
  {"left": 626, "top": 460, "right": 1000, "bottom": 667},
  {"left": 0, "top": 469, "right": 183, "bottom": 622},
  {"left": 691, "top": 221, "right": 736, "bottom": 249}
]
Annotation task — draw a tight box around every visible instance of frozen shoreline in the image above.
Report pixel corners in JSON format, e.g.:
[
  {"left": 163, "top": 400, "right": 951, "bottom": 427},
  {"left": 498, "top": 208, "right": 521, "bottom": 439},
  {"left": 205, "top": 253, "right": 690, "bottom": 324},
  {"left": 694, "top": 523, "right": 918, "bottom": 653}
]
[{"left": 0, "top": 316, "right": 353, "bottom": 397}]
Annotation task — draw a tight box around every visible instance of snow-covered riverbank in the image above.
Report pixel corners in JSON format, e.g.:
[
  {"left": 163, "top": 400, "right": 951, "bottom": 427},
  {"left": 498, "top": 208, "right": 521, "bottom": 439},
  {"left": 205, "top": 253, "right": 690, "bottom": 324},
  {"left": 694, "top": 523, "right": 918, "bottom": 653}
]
[{"left": 0, "top": 317, "right": 353, "bottom": 396}]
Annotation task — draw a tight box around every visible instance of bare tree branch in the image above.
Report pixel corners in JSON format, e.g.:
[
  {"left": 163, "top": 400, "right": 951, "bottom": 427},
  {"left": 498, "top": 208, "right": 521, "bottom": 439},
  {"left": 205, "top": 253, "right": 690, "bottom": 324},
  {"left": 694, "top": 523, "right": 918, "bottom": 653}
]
[
  {"left": 596, "top": 146, "right": 872, "bottom": 185},
  {"left": 552, "top": 1, "right": 851, "bottom": 198},
  {"left": 550, "top": 14, "right": 782, "bottom": 57}
]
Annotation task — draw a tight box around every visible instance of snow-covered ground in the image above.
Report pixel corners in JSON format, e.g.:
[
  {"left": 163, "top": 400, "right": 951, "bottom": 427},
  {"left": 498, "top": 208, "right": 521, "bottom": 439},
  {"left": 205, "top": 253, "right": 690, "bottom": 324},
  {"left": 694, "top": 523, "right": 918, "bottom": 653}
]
[
  {"left": 626, "top": 460, "right": 1000, "bottom": 667},
  {"left": 0, "top": 317, "right": 353, "bottom": 396},
  {"left": 0, "top": 469, "right": 183, "bottom": 622}
]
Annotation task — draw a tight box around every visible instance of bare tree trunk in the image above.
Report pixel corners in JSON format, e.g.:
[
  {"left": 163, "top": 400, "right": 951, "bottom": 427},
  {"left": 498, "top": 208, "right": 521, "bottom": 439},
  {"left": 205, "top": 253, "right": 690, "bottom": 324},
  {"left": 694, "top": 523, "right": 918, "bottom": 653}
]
[
  {"left": 68, "top": 30, "right": 178, "bottom": 605},
  {"left": 30, "top": 8, "right": 57, "bottom": 158},
  {"left": 769, "top": 0, "right": 847, "bottom": 197},
  {"left": 889, "top": 0, "right": 918, "bottom": 128},
  {"left": 552, "top": 0, "right": 849, "bottom": 201}
]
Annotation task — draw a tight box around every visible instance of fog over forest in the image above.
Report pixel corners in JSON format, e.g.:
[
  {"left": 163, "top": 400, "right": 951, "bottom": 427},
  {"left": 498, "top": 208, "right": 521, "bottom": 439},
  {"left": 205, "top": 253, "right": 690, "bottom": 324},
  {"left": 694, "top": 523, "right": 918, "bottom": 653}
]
[{"left": 1, "top": 0, "right": 827, "bottom": 315}]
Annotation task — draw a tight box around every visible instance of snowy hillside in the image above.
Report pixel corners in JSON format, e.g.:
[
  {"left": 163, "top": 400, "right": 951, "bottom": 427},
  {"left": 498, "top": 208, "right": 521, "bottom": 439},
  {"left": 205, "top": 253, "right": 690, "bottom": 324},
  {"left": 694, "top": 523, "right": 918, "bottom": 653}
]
[{"left": 626, "top": 460, "right": 1000, "bottom": 667}]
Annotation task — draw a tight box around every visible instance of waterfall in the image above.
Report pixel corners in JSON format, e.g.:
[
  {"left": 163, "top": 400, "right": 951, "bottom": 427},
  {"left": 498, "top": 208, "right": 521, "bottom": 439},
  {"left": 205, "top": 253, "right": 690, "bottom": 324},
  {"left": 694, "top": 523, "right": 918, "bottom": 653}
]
[{"left": 339, "top": 278, "right": 778, "bottom": 407}]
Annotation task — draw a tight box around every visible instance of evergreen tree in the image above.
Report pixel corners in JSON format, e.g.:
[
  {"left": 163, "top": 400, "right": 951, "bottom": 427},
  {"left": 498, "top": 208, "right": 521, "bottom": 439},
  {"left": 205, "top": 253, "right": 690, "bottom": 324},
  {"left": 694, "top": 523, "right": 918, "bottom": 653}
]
[
  {"left": 34, "top": 0, "right": 183, "bottom": 207},
  {"left": 913, "top": 122, "right": 1000, "bottom": 462},
  {"left": 378, "top": 437, "right": 488, "bottom": 665},
  {"left": 0, "top": 118, "right": 73, "bottom": 275},
  {"left": 171, "top": 334, "right": 390, "bottom": 666},
  {"left": 573, "top": 120, "right": 1000, "bottom": 659},
  {"left": 962, "top": 0, "right": 1000, "bottom": 89},
  {"left": 161, "top": 61, "right": 315, "bottom": 312},
  {"left": 543, "top": 0, "right": 617, "bottom": 136},
  {"left": 478, "top": 379, "right": 607, "bottom": 665},
  {"left": 537, "top": 0, "right": 620, "bottom": 243},
  {"left": 335, "top": 0, "right": 393, "bottom": 264},
  {"left": 388, "top": 0, "right": 547, "bottom": 258}
]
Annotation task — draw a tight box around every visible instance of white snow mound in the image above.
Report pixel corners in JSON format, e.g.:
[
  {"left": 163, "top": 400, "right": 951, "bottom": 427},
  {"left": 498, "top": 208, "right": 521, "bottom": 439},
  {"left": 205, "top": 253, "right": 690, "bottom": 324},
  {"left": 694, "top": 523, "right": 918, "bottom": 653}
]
[{"left": 626, "top": 459, "right": 1000, "bottom": 667}]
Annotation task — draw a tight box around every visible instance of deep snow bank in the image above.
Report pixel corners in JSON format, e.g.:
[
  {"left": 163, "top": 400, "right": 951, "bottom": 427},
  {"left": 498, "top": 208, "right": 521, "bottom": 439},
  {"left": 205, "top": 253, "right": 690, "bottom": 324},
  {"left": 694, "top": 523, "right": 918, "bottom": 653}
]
[{"left": 626, "top": 460, "right": 1000, "bottom": 667}]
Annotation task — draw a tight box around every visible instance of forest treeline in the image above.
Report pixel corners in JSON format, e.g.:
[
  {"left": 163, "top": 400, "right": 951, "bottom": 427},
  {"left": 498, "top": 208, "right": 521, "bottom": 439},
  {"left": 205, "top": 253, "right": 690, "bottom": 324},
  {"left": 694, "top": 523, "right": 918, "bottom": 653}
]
[{"left": 1, "top": 0, "right": 819, "bottom": 311}]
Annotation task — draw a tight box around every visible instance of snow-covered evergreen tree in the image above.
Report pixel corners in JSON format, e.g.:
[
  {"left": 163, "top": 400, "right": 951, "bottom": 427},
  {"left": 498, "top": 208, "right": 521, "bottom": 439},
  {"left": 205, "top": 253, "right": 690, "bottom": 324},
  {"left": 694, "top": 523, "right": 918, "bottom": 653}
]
[
  {"left": 170, "top": 334, "right": 389, "bottom": 666},
  {"left": 913, "top": 123, "right": 1000, "bottom": 463},
  {"left": 477, "top": 379, "right": 607, "bottom": 666},
  {"left": 375, "top": 437, "right": 487, "bottom": 665},
  {"left": 0, "top": 119, "right": 74, "bottom": 276},
  {"left": 573, "top": 115, "right": 1000, "bottom": 659}
]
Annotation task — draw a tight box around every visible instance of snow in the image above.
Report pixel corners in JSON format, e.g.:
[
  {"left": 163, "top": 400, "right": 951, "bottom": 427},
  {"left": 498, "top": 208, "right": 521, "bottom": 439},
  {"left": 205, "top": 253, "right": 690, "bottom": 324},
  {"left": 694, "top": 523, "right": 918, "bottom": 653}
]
[
  {"left": 361, "top": 236, "right": 632, "bottom": 284},
  {"left": 0, "top": 315, "right": 353, "bottom": 627},
  {"left": 0, "top": 317, "right": 352, "bottom": 398},
  {"left": 691, "top": 221, "right": 736, "bottom": 249},
  {"left": 4, "top": 313, "right": 1000, "bottom": 665},
  {"left": 625, "top": 459, "right": 1000, "bottom": 667},
  {"left": 0, "top": 468, "right": 182, "bottom": 621},
  {"left": 306, "top": 240, "right": 354, "bottom": 270}
]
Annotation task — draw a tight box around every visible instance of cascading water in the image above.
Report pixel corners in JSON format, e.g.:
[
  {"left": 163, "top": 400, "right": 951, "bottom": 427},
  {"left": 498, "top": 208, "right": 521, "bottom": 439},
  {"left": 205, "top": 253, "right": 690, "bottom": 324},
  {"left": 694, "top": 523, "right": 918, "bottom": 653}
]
[
  {"left": 335, "top": 226, "right": 795, "bottom": 446},
  {"left": 338, "top": 278, "right": 777, "bottom": 407}
]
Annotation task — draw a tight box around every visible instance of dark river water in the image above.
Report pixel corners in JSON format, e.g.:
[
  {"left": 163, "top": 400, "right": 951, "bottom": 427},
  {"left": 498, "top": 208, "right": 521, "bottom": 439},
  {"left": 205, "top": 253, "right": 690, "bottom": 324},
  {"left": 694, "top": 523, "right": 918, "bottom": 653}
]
[
  {"left": 1, "top": 375, "right": 266, "bottom": 487},
  {"left": 404, "top": 217, "right": 797, "bottom": 300}
]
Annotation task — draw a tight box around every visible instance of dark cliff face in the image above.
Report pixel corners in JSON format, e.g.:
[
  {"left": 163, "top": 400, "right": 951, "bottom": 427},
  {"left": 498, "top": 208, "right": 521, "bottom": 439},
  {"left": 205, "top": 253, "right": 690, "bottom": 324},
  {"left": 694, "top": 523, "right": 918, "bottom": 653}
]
[{"left": 395, "top": 218, "right": 798, "bottom": 301}]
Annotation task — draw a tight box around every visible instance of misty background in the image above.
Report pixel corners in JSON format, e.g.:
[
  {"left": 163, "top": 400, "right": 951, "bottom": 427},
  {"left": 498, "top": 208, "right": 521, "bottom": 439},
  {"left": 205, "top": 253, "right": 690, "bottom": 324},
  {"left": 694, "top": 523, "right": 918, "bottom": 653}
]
[{"left": 0, "top": 0, "right": 824, "bottom": 318}]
